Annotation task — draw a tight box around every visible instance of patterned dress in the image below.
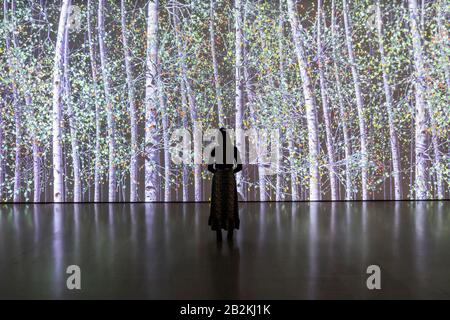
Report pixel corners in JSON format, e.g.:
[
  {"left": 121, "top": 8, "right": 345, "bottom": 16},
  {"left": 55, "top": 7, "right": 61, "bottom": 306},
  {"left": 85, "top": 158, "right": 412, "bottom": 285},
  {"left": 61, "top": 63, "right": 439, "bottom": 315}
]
[{"left": 207, "top": 144, "right": 242, "bottom": 231}]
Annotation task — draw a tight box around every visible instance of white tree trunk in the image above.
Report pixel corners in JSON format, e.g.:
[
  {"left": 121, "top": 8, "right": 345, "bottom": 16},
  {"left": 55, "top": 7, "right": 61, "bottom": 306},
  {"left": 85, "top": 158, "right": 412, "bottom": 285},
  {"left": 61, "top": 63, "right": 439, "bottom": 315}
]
[
  {"left": 342, "top": 0, "right": 369, "bottom": 200},
  {"left": 437, "top": 0, "right": 450, "bottom": 94},
  {"left": 192, "top": 123, "right": 201, "bottom": 201},
  {"left": 436, "top": 0, "right": 449, "bottom": 197},
  {"left": 209, "top": 0, "right": 224, "bottom": 127},
  {"left": 0, "top": 95, "right": 4, "bottom": 201},
  {"left": 98, "top": 0, "right": 117, "bottom": 201},
  {"left": 274, "top": 127, "right": 282, "bottom": 201},
  {"left": 24, "top": 95, "right": 42, "bottom": 202},
  {"left": 235, "top": 0, "right": 246, "bottom": 200},
  {"left": 287, "top": 0, "right": 320, "bottom": 200},
  {"left": 243, "top": 64, "right": 265, "bottom": 201},
  {"left": 159, "top": 81, "right": 171, "bottom": 202},
  {"left": 172, "top": 4, "right": 189, "bottom": 202},
  {"left": 317, "top": 0, "right": 338, "bottom": 200},
  {"left": 420, "top": 0, "right": 425, "bottom": 29},
  {"left": 121, "top": 0, "right": 138, "bottom": 202},
  {"left": 52, "top": 0, "right": 70, "bottom": 202},
  {"left": 154, "top": 9, "right": 170, "bottom": 202},
  {"left": 425, "top": 5, "right": 443, "bottom": 199},
  {"left": 29, "top": 3, "right": 43, "bottom": 202},
  {"left": 173, "top": 1, "right": 202, "bottom": 201},
  {"left": 63, "top": 24, "right": 81, "bottom": 202},
  {"left": 430, "top": 125, "right": 443, "bottom": 199},
  {"left": 32, "top": 138, "right": 41, "bottom": 202},
  {"left": 331, "top": 0, "right": 352, "bottom": 200},
  {"left": 275, "top": 1, "right": 286, "bottom": 202},
  {"left": 437, "top": 0, "right": 450, "bottom": 91},
  {"left": 256, "top": 133, "right": 267, "bottom": 201},
  {"left": 287, "top": 129, "right": 299, "bottom": 201},
  {"left": 376, "top": 1, "right": 402, "bottom": 200},
  {"left": 242, "top": 3, "right": 264, "bottom": 201},
  {"left": 87, "top": 0, "right": 101, "bottom": 202},
  {"left": 5, "top": 0, "right": 23, "bottom": 202},
  {"left": 415, "top": 0, "right": 443, "bottom": 199},
  {"left": 145, "top": 0, "right": 159, "bottom": 202},
  {"left": 180, "top": 79, "right": 189, "bottom": 202},
  {"left": 408, "top": 0, "right": 429, "bottom": 199}
]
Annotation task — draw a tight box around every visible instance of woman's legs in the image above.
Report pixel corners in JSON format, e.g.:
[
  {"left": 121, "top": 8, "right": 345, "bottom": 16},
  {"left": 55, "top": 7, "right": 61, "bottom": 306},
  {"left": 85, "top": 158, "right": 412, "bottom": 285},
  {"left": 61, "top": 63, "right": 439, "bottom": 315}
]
[
  {"left": 227, "top": 228, "right": 233, "bottom": 240},
  {"left": 216, "top": 229, "right": 222, "bottom": 241}
]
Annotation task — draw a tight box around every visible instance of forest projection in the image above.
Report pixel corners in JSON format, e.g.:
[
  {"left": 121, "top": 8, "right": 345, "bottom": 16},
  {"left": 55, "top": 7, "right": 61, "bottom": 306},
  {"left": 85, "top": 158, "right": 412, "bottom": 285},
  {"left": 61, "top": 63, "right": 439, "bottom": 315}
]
[{"left": 0, "top": 0, "right": 449, "bottom": 202}]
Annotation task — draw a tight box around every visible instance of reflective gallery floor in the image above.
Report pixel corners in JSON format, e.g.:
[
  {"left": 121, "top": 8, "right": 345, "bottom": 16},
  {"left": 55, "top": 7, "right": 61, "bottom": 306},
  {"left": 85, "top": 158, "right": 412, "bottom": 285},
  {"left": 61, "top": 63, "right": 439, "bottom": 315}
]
[{"left": 0, "top": 202, "right": 449, "bottom": 299}]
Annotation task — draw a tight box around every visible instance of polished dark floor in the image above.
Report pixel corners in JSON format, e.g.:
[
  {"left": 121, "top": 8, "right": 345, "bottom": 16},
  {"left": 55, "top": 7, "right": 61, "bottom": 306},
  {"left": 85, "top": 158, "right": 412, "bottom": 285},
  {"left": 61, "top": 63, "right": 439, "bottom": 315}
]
[{"left": 0, "top": 202, "right": 449, "bottom": 299}]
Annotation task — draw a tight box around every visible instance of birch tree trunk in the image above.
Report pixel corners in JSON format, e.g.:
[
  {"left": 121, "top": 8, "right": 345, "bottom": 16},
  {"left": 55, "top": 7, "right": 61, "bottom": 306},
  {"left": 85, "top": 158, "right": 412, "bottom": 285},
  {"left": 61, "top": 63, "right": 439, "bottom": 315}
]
[
  {"left": 87, "top": 0, "right": 101, "bottom": 202},
  {"left": 120, "top": 0, "right": 138, "bottom": 201},
  {"left": 172, "top": 5, "right": 189, "bottom": 202},
  {"left": 342, "top": 0, "right": 369, "bottom": 200},
  {"left": 25, "top": 95, "right": 42, "bottom": 202},
  {"left": 275, "top": 0, "right": 285, "bottom": 202},
  {"left": 430, "top": 116, "right": 443, "bottom": 199},
  {"left": 411, "top": 1, "right": 442, "bottom": 199},
  {"left": 209, "top": 0, "right": 224, "bottom": 127},
  {"left": 408, "top": 0, "right": 429, "bottom": 199},
  {"left": 5, "top": 0, "right": 23, "bottom": 202},
  {"left": 243, "top": 63, "right": 266, "bottom": 201},
  {"left": 278, "top": 2, "right": 296, "bottom": 201},
  {"left": 437, "top": 0, "right": 450, "bottom": 197},
  {"left": 159, "top": 80, "right": 171, "bottom": 202},
  {"left": 376, "top": 1, "right": 402, "bottom": 200},
  {"left": 420, "top": 0, "right": 425, "bottom": 29},
  {"left": 180, "top": 79, "right": 189, "bottom": 202},
  {"left": 257, "top": 134, "right": 267, "bottom": 201},
  {"left": 52, "top": 0, "right": 71, "bottom": 202},
  {"left": 145, "top": 0, "right": 159, "bottom": 201},
  {"left": 98, "top": 0, "right": 117, "bottom": 201},
  {"left": 189, "top": 85, "right": 202, "bottom": 201},
  {"left": 235, "top": 0, "right": 246, "bottom": 200},
  {"left": 120, "top": 4, "right": 137, "bottom": 201},
  {"left": 25, "top": 2, "right": 43, "bottom": 202},
  {"left": 287, "top": 129, "right": 299, "bottom": 201},
  {"left": 274, "top": 126, "right": 282, "bottom": 201},
  {"left": 242, "top": 1, "right": 265, "bottom": 201},
  {"left": 172, "top": 1, "right": 201, "bottom": 201},
  {"left": 423, "top": 6, "right": 443, "bottom": 199},
  {"left": 32, "top": 136, "right": 41, "bottom": 202},
  {"left": 63, "top": 22, "right": 82, "bottom": 202},
  {"left": 0, "top": 96, "right": 4, "bottom": 201},
  {"left": 331, "top": 0, "right": 352, "bottom": 200},
  {"left": 287, "top": 0, "right": 320, "bottom": 200},
  {"left": 317, "top": 0, "right": 337, "bottom": 200},
  {"left": 247, "top": 110, "right": 268, "bottom": 202},
  {"left": 437, "top": 0, "right": 450, "bottom": 91}
]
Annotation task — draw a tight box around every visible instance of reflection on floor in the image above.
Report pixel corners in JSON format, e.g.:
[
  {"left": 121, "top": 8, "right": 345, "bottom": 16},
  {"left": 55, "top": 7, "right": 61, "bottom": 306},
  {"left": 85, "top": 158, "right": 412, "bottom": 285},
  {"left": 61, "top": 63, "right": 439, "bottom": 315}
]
[{"left": 0, "top": 202, "right": 449, "bottom": 299}]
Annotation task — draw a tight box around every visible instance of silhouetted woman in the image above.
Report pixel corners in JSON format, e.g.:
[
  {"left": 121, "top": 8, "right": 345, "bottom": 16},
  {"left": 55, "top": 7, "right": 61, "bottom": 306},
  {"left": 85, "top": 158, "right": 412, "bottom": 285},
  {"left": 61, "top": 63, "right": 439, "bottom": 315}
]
[{"left": 207, "top": 128, "right": 242, "bottom": 241}]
